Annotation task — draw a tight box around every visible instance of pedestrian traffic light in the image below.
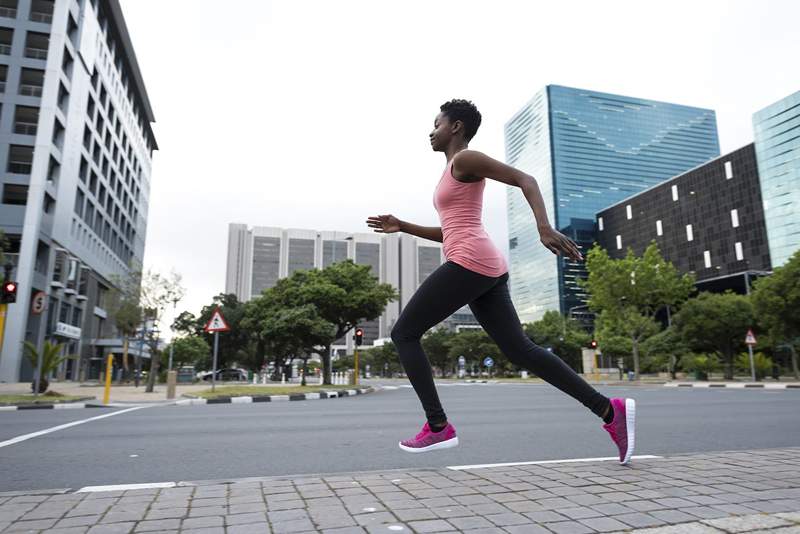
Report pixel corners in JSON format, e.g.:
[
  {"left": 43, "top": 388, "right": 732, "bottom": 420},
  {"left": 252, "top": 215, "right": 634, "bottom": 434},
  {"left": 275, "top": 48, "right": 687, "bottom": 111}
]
[
  {"left": 354, "top": 328, "right": 364, "bottom": 346},
  {"left": 1, "top": 280, "right": 17, "bottom": 304},
  {"left": 590, "top": 339, "right": 597, "bottom": 349}
]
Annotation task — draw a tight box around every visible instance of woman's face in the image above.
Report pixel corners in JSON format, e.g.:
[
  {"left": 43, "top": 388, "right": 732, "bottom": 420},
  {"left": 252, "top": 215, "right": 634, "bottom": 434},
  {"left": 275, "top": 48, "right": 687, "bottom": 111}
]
[{"left": 429, "top": 112, "right": 452, "bottom": 152}]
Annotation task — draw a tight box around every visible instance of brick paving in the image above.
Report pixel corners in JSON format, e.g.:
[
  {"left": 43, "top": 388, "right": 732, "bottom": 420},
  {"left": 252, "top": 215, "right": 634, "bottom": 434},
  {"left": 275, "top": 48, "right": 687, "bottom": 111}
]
[{"left": 1, "top": 448, "right": 799, "bottom": 533}]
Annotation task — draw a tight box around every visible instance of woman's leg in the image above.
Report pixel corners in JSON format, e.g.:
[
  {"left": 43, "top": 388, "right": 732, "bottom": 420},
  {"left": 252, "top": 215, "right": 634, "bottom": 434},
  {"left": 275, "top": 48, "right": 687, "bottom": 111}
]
[
  {"left": 468, "top": 274, "right": 610, "bottom": 418},
  {"left": 391, "top": 261, "right": 499, "bottom": 426}
]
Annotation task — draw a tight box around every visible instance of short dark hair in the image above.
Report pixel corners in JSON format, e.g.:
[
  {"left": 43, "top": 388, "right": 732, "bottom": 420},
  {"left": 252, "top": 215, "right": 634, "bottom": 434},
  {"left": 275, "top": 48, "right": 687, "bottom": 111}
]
[{"left": 440, "top": 99, "right": 482, "bottom": 142}]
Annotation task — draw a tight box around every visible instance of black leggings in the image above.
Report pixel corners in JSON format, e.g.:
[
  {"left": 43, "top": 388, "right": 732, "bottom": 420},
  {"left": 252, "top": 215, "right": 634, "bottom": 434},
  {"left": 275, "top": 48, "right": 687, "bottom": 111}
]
[{"left": 390, "top": 260, "right": 609, "bottom": 426}]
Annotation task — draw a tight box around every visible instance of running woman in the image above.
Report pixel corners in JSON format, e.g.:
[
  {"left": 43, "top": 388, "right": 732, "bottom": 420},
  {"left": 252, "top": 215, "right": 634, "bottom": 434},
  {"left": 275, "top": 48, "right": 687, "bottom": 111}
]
[{"left": 366, "top": 99, "right": 635, "bottom": 464}]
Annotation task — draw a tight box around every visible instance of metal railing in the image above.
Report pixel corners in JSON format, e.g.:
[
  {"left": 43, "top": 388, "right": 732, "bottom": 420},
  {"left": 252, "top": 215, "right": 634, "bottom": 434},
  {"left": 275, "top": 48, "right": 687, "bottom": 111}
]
[
  {"left": 19, "top": 84, "right": 43, "bottom": 97},
  {"left": 29, "top": 11, "right": 52, "bottom": 23},
  {"left": 14, "top": 122, "right": 37, "bottom": 135},
  {"left": 0, "top": 43, "right": 10, "bottom": 55},
  {"left": 8, "top": 161, "right": 32, "bottom": 174},
  {"left": 24, "top": 47, "right": 47, "bottom": 60},
  {"left": 0, "top": 7, "right": 16, "bottom": 18}
]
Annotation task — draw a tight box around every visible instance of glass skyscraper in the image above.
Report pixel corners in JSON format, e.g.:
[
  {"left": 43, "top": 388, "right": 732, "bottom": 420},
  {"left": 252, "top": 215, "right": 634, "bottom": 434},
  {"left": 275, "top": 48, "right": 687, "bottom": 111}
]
[
  {"left": 505, "top": 85, "right": 720, "bottom": 323},
  {"left": 752, "top": 90, "right": 800, "bottom": 268}
]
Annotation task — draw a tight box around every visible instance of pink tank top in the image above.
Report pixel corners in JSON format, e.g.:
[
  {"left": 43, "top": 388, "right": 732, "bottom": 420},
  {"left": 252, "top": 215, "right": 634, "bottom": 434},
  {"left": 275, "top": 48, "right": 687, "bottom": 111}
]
[{"left": 433, "top": 160, "right": 508, "bottom": 277}]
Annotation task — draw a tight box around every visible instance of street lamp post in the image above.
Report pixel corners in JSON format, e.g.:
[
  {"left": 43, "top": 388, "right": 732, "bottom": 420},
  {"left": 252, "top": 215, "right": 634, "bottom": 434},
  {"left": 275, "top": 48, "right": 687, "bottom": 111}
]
[{"left": 167, "top": 296, "right": 179, "bottom": 371}]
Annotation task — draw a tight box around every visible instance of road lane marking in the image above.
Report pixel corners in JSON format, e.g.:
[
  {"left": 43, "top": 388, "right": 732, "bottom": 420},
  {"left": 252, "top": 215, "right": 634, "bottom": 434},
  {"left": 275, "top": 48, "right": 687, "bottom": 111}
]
[
  {"left": 0, "top": 406, "right": 150, "bottom": 449},
  {"left": 447, "top": 455, "right": 662, "bottom": 470}
]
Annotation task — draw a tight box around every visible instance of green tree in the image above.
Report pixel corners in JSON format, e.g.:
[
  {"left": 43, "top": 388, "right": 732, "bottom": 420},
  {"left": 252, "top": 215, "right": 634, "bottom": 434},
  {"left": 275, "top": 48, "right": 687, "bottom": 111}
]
[
  {"left": 594, "top": 310, "right": 634, "bottom": 368},
  {"left": 421, "top": 328, "right": 456, "bottom": 376},
  {"left": 361, "top": 342, "right": 401, "bottom": 376},
  {"left": 580, "top": 241, "right": 695, "bottom": 378},
  {"left": 447, "top": 329, "right": 505, "bottom": 375},
  {"left": 735, "top": 351, "right": 773, "bottom": 381},
  {"left": 162, "top": 336, "right": 211, "bottom": 370},
  {"left": 524, "top": 310, "right": 590, "bottom": 372},
  {"left": 750, "top": 250, "right": 800, "bottom": 379},
  {"left": 193, "top": 294, "right": 251, "bottom": 371},
  {"left": 673, "top": 291, "right": 754, "bottom": 380},
  {"left": 254, "top": 261, "right": 396, "bottom": 385},
  {"left": 640, "top": 326, "right": 691, "bottom": 377}
]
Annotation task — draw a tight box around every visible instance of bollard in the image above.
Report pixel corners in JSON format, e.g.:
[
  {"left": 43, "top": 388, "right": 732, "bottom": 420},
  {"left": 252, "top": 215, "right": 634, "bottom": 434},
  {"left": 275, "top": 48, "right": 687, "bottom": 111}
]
[
  {"left": 521, "top": 370, "right": 528, "bottom": 379},
  {"left": 166, "top": 370, "right": 177, "bottom": 399},
  {"left": 281, "top": 372, "right": 285, "bottom": 384},
  {"left": 103, "top": 353, "right": 113, "bottom": 405}
]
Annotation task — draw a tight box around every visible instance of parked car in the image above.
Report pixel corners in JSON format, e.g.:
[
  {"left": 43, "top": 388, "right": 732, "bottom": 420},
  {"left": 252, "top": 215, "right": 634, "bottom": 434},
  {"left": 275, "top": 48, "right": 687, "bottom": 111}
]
[{"left": 198, "top": 368, "right": 248, "bottom": 382}]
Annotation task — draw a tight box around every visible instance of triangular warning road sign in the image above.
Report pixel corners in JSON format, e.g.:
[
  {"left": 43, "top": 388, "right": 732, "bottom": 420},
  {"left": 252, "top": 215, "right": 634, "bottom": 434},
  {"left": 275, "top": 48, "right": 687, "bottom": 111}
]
[
  {"left": 745, "top": 328, "right": 757, "bottom": 345},
  {"left": 205, "top": 308, "right": 230, "bottom": 332}
]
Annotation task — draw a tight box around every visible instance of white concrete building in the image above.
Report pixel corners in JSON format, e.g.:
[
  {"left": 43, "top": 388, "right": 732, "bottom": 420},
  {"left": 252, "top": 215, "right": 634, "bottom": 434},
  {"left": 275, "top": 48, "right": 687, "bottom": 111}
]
[
  {"left": 0, "top": 0, "right": 157, "bottom": 382},
  {"left": 225, "top": 224, "right": 479, "bottom": 355}
]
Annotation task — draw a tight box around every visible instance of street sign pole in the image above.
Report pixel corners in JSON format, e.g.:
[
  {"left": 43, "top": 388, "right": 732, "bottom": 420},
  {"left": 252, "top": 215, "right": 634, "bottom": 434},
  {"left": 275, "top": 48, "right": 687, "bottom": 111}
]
[
  {"left": 745, "top": 328, "right": 757, "bottom": 382},
  {"left": 212, "top": 331, "right": 219, "bottom": 393}
]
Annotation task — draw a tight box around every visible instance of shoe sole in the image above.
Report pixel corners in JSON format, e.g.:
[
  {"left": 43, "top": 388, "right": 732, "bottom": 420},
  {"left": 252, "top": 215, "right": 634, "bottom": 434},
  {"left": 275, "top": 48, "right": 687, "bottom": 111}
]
[
  {"left": 621, "top": 398, "right": 636, "bottom": 465},
  {"left": 398, "top": 436, "right": 459, "bottom": 453}
]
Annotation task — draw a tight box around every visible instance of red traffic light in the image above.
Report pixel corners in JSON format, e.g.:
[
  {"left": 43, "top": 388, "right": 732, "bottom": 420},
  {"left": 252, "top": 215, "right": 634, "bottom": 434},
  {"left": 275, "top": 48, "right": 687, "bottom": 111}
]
[
  {"left": 590, "top": 339, "right": 597, "bottom": 349},
  {"left": 2, "top": 281, "right": 17, "bottom": 304},
  {"left": 355, "top": 328, "right": 363, "bottom": 336}
]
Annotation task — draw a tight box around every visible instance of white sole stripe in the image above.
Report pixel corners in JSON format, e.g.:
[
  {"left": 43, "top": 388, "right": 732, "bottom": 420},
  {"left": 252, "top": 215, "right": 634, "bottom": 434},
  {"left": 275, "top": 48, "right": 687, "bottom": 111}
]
[
  {"left": 77, "top": 482, "right": 176, "bottom": 493},
  {"left": 447, "top": 454, "right": 661, "bottom": 470}
]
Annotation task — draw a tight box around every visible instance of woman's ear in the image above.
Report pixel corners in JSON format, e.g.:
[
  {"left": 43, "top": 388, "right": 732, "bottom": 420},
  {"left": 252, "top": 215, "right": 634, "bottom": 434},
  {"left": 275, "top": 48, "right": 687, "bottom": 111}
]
[{"left": 451, "top": 120, "right": 463, "bottom": 136}]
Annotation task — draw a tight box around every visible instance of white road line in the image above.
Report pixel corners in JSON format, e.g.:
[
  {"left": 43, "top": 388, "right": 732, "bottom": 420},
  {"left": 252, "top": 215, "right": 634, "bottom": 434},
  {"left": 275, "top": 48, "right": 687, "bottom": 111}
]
[
  {"left": 77, "top": 481, "right": 175, "bottom": 493},
  {"left": 0, "top": 406, "right": 150, "bottom": 449},
  {"left": 447, "top": 455, "right": 662, "bottom": 470}
]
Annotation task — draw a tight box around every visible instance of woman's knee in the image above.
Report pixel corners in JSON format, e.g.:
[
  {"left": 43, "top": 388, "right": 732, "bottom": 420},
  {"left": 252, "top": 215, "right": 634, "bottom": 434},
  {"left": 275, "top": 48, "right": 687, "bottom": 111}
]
[{"left": 390, "top": 324, "right": 421, "bottom": 344}]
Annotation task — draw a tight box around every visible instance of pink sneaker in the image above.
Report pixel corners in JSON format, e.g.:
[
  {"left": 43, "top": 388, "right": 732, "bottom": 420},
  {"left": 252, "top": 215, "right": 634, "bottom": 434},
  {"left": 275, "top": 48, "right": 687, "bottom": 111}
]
[
  {"left": 398, "top": 422, "right": 459, "bottom": 453},
  {"left": 603, "top": 398, "right": 636, "bottom": 465}
]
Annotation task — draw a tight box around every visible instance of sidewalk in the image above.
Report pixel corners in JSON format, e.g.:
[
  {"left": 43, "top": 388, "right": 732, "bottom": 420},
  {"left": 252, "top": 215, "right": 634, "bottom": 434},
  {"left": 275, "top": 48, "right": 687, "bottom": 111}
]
[{"left": 0, "top": 448, "right": 798, "bottom": 533}]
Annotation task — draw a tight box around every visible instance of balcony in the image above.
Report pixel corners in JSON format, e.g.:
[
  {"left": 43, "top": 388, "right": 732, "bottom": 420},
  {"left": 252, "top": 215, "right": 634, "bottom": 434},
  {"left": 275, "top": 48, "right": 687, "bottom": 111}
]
[
  {"left": 19, "top": 68, "right": 44, "bottom": 97},
  {"left": 0, "top": 27, "right": 11, "bottom": 55},
  {"left": 7, "top": 145, "right": 34, "bottom": 174},
  {"left": 14, "top": 105, "right": 39, "bottom": 136},
  {"left": 24, "top": 31, "right": 48, "bottom": 60},
  {"left": 0, "top": 0, "right": 16, "bottom": 18},
  {"left": 28, "top": 0, "right": 52, "bottom": 23}
]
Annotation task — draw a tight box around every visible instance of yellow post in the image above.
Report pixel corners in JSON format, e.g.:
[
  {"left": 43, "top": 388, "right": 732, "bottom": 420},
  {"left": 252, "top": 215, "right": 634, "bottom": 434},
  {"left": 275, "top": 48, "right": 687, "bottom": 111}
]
[
  {"left": 103, "top": 353, "right": 113, "bottom": 404},
  {"left": 354, "top": 348, "right": 359, "bottom": 386},
  {"left": 0, "top": 304, "right": 7, "bottom": 355}
]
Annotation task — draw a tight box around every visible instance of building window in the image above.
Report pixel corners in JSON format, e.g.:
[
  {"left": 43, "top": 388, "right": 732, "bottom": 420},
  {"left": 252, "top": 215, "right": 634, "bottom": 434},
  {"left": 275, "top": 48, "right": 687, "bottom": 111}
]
[
  {"left": 13, "top": 105, "right": 39, "bottom": 135},
  {"left": 686, "top": 224, "right": 693, "bottom": 242},
  {"left": 0, "top": 1, "right": 17, "bottom": 19},
  {"left": 24, "top": 31, "right": 49, "bottom": 60},
  {"left": 0, "top": 27, "right": 12, "bottom": 55},
  {"left": 509, "top": 236, "right": 518, "bottom": 250},
  {"left": 725, "top": 161, "right": 733, "bottom": 180},
  {"left": 2, "top": 183, "right": 28, "bottom": 204},
  {"left": 598, "top": 217, "right": 604, "bottom": 231},
  {"left": 7, "top": 144, "right": 33, "bottom": 173},
  {"left": 29, "top": 0, "right": 53, "bottom": 23},
  {"left": 616, "top": 235, "right": 622, "bottom": 250},
  {"left": 671, "top": 184, "right": 678, "bottom": 201},
  {"left": 626, "top": 205, "right": 632, "bottom": 220},
  {"left": 735, "top": 242, "right": 744, "bottom": 261},
  {"left": 656, "top": 219, "right": 663, "bottom": 236},
  {"left": 19, "top": 67, "right": 44, "bottom": 96},
  {"left": 731, "top": 208, "right": 739, "bottom": 228},
  {"left": 704, "top": 250, "right": 711, "bottom": 268}
]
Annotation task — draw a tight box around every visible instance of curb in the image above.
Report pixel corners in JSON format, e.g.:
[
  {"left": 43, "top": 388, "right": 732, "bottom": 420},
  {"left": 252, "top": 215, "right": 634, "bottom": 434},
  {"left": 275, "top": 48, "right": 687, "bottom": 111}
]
[
  {"left": 173, "top": 386, "right": 375, "bottom": 406},
  {"left": 0, "top": 397, "right": 100, "bottom": 411},
  {"left": 664, "top": 382, "right": 800, "bottom": 389}
]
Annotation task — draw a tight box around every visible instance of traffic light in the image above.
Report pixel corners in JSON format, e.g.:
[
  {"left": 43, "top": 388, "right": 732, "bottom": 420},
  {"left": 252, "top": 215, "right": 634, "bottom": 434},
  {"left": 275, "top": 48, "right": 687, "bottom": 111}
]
[
  {"left": 354, "top": 328, "right": 364, "bottom": 346},
  {"left": 1, "top": 280, "right": 17, "bottom": 304},
  {"left": 590, "top": 339, "right": 597, "bottom": 349}
]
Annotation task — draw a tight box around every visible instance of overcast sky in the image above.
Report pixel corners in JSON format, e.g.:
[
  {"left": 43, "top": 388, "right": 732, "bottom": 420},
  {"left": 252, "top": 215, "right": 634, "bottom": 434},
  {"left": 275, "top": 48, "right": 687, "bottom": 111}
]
[{"left": 118, "top": 0, "right": 799, "bottom": 335}]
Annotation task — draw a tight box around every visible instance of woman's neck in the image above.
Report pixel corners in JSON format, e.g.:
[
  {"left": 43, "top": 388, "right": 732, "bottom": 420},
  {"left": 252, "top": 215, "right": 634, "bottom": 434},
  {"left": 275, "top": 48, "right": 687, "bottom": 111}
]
[{"left": 444, "top": 142, "right": 469, "bottom": 162}]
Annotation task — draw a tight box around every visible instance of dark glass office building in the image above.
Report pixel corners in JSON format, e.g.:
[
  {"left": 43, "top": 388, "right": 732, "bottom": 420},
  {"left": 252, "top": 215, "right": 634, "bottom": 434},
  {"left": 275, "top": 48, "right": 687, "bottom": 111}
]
[
  {"left": 505, "top": 85, "right": 720, "bottom": 322},
  {"left": 596, "top": 144, "right": 772, "bottom": 294}
]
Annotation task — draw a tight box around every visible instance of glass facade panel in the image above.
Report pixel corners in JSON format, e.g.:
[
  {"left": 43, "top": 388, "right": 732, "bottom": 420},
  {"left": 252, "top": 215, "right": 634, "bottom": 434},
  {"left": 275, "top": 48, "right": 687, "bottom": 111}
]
[
  {"left": 506, "top": 85, "right": 720, "bottom": 321},
  {"left": 753, "top": 90, "right": 800, "bottom": 267}
]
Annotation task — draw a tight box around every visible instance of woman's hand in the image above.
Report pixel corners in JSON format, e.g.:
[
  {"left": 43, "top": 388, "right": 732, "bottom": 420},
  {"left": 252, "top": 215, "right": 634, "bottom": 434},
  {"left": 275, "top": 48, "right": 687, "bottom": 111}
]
[
  {"left": 366, "top": 214, "right": 401, "bottom": 234},
  {"left": 539, "top": 225, "right": 583, "bottom": 261}
]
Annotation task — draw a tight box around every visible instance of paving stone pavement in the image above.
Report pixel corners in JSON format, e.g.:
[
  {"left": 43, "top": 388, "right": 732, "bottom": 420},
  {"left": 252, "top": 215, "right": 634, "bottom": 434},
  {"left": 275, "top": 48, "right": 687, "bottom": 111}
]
[{"left": 1, "top": 448, "right": 799, "bottom": 533}]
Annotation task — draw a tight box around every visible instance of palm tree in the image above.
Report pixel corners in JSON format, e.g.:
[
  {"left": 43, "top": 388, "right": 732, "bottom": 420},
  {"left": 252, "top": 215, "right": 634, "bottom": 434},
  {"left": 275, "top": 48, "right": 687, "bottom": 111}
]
[{"left": 23, "top": 341, "right": 77, "bottom": 393}]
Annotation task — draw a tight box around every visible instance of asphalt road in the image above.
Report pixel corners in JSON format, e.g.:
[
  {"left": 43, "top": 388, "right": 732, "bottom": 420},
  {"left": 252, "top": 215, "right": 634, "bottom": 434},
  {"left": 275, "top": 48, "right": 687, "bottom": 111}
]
[{"left": 1, "top": 382, "right": 799, "bottom": 491}]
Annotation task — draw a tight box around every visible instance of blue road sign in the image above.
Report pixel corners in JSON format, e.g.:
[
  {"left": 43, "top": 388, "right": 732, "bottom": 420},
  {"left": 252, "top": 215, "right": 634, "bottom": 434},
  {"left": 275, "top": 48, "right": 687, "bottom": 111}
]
[{"left": 483, "top": 357, "right": 494, "bottom": 368}]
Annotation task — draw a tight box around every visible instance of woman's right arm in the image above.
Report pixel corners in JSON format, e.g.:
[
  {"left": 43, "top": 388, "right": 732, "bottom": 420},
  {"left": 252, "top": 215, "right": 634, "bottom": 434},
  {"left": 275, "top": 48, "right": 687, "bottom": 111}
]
[
  {"left": 399, "top": 220, "right": 443, "bottom": 243},
  {"left": 366, "top": 214, "right": 443, "bottom": 243}
]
